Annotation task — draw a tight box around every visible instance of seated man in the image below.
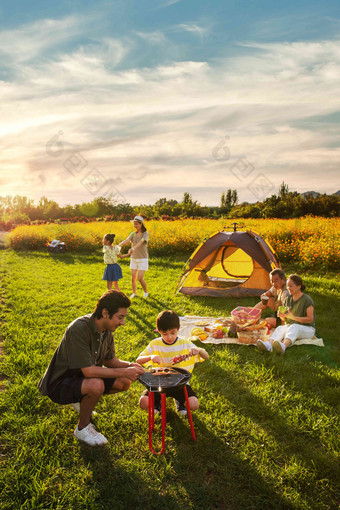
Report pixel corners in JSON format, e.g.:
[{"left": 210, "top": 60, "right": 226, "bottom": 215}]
[
  {"left": 38, "top": 290, "right": 145, "bottom": 446},
  {"left": 254, "top": 268, "right": 289, "bottom": 328}
]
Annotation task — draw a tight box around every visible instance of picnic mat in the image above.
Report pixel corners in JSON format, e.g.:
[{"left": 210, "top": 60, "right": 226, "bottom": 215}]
[{"left": 179, "top": 316, "right": 324, "bottom": 347}]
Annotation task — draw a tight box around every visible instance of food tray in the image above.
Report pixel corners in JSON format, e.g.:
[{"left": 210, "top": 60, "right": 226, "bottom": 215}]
[{"left": 231, "top": 307, "right": 261, "bottom": 326}]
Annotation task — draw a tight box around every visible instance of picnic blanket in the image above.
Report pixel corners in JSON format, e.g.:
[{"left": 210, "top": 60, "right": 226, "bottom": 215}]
[{"left": 179, "top": 316, "right": 324, "bottom": 347}]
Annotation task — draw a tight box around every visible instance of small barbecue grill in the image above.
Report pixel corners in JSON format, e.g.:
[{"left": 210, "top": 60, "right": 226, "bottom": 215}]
[
  {"left": 138, "top": 367, "right": 196, "bottom": 454},
  {"left": 139, "top": 366, "right": 191, "bottom": 391}
]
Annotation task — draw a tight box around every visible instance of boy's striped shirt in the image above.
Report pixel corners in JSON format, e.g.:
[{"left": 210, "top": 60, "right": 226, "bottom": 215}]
[{"left": 138, "top": 337, "right": 204, "bottom": 372}]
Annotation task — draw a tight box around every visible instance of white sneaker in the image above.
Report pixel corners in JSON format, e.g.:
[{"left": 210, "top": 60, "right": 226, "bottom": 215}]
[
  {"left": 256, "top": 339, "right": 273, "bottom": 352},
  {"left": 273, "top": 340, "right": 286, "bottom": 354},
  {"left": 69, "top": 402, "right": 96, "bottom": 416},
  {"left": 74, "top": 423, "right": 108, "bottom": 446},
  {"left": 129, "top": 293, "right": 137, "bottom": 299},
  {"left": 143, "top": 292, "right": 149, "bottom": 298}
]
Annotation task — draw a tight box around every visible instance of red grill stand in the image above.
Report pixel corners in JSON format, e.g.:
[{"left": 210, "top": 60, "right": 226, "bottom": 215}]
[{"left": 147, "top": 386, "right": 196, "bottom": 455}]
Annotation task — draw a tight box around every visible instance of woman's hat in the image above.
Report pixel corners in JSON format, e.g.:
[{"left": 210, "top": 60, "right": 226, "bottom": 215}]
[{"left": 130, "top": 215, "right": 145, "bottom": 224}]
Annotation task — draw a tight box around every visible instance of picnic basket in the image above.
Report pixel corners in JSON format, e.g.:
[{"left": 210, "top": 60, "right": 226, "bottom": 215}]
[{"left": 237, "top": 327, "right": 267, "bottom": 344}]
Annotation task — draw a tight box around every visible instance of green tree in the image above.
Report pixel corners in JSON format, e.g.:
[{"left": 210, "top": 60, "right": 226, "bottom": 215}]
[
  {"left": 220, "top": 189, "right": 238, "bottom": 215},
  {"left": 231, "top": 189, "right": 238, "bottom": 207},
  {"left": 279, "top": 181, "right": 289, "bottom": 199}
]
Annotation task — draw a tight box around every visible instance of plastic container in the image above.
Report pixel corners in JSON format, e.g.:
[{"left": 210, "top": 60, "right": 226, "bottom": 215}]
[{"left": 237, "top": 327, "right": 267, "bottom": 344}]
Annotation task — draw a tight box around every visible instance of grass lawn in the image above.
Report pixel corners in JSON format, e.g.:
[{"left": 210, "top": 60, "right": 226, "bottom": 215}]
[{"left": 0, "top": 250, "right": 339, "bottom": 510}]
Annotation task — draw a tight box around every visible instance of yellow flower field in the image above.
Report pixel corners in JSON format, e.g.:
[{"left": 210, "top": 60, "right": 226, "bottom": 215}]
[{"left": 8, "top": 216, "right": 340, "bottom": 269}]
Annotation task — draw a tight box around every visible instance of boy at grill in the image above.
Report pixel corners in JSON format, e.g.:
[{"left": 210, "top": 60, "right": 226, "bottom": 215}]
[{"left": 136, "top": 310, "right": 209, "bottom": 416}]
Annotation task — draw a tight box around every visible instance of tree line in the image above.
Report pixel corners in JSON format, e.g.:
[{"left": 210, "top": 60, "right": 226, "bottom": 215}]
[{"left": 0, "top": 183, "right": 339, "bottom": 228}]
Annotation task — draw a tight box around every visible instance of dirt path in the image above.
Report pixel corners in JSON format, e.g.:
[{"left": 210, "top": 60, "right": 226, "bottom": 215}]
[
  {"left": 0, "top": 231, "right": 9, "bottom": 249},
  {"left": 0, "top": 254, "right": 7, "bottom": 391}
]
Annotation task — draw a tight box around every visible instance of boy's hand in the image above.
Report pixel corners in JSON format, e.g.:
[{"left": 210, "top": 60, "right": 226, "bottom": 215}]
[
  {"left": 172, "top": 353, "right": 191, "bottom": 364},
  {"left": 151, "top": 355, "right": 161, "bottom": 364},
  {"left": 189, "top": 347, "right": 199, "bottom": 356}
]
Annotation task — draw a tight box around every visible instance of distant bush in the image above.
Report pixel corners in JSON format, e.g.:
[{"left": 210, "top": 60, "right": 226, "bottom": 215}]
[
  {"left": 8, "top": 217, "right": 340, "bottom": 269},
  {"left": 9, "top": 226, "right": 48, "bottom": 250},
  {"left": 0, "top": 220, "right": 15, "bottom": 231}
]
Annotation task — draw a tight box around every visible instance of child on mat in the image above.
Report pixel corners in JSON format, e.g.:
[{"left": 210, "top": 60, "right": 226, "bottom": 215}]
[{"left": 136, "top": 310, "right": 209, "bottom": 416}]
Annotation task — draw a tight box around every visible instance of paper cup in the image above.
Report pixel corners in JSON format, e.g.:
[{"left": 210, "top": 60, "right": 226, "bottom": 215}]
[{"left": 261, "top": 295, "right": 269, "bottom": 305}]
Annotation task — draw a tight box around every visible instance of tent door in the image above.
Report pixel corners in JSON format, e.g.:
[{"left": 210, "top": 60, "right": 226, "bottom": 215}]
[
  {"left": 221, "top": 246, "right": 253, "bottom": 279},
  {"left": 202, "top": 245, "right": 253, "bottom": 288}
]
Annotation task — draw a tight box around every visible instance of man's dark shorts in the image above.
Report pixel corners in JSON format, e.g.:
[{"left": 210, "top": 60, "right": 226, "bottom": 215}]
[
  {"left": 141, "top": 384, "right": 197, "bottom": 407},
  {"left": 49, "top": 374, "right": 116, "bottom": 404}
]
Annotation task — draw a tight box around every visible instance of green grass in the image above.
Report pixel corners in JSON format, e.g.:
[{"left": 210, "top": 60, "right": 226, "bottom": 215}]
[{"left": 0, "top": 250, "right": 339, "bottom": 510}]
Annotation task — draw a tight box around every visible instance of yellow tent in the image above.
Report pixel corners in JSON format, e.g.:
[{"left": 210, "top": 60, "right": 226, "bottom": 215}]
[{"left": 176, "top": 229, "right": 280, "bottom": 298}]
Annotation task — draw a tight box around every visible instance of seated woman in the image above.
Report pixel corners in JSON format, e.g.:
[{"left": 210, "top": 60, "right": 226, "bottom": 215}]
[
  {"left": 254, "top": 268, "right": 289, "bottom": 328},
  {"left": 256, "top": 274, "right": 315, "bottom": 354}
]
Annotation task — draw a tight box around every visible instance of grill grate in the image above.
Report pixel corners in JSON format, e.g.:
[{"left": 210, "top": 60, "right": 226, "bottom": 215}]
[{"left": 139, "top": 367, "right": 191, "bottom": 391}]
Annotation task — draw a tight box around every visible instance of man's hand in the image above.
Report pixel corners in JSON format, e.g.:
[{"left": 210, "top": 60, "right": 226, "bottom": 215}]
[
  {"left": 129, "top": 362, "right": 143, "bottom": 369},
  {"left": 125, "top": 364, "right": 145, "bottom": 381}
]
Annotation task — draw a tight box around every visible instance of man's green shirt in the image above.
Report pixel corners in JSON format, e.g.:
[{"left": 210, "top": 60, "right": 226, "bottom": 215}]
[{"left": 38, "top": 314, "right": 115, "bottom": 396}]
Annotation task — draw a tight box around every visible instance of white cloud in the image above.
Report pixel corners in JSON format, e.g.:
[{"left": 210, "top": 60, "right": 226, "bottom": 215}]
[
  {"left": 1, "top": 21, "right": 340, "bottom": 204},
  {"left": 158, "top": 0, "right": 182, "bottom": 8},
  {"left": 135, "top": 30, "right": 167, "bottom": 45},
  {"left": 172, "top": 23, "right": 209, "bottom": 37},
  {"left": 0, "top": 16, "right": 85, "bottom": 63}
]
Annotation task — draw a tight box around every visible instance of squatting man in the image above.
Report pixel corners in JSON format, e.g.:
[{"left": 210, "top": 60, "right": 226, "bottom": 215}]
[{"left": 38, "top": 290, "right": 145, "bottom": 446}]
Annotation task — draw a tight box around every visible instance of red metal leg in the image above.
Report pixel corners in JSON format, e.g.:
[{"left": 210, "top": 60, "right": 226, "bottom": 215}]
[
  {"left": 147, "top": 388, "right": 195, "bottom": 453},
  {"left": 148, "top": 391, "right": 166, "bottom": 455},
  {"left": 148, "top": 391, "right": 155, "bottom": 430},
  {"left": 184, "top": 386, "right": 196, "bottom": 441}
]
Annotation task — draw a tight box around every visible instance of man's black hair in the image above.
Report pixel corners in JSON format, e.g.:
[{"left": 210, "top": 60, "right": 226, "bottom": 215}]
[
  {"left": 93, "top": 290, "right": 131, "bottom": 319},
  {"left": 270, "top": 268, "right": 286, "bottom": 280}
]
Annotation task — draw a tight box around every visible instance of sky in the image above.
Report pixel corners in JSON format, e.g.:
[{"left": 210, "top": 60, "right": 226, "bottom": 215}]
[{"left": 1, "top": 0, "right": 340, "bottom": 207}]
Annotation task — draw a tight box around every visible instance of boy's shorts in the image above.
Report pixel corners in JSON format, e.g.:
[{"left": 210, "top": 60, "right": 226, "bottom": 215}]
[
  {"left": 141, "top": 384, "right": 197, "bottom": 407},
  {"left": 49, "top": 374, "right": 116, "bottom": 405},
  {"left": 130, "top": 258, "right": 149, "bottom": 271}
]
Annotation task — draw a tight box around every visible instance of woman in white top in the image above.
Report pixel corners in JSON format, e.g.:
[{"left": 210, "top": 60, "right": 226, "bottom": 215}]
[{"left": 119, "top": 216, "right": 149, "bottom": 299}]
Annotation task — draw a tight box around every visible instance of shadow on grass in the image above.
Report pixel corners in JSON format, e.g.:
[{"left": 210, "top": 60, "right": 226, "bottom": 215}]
[
  {"left": 79, "top": 445, "right": 181, "bottom": 509},
  {"left": 168, "top": 412, "right": 297, "bottom": 510},
  {"left": 150, "top": 258, "right": 184, "bottom": 270},
  {"left": 14, "top": 250, "right": 106, "bottom": 265},
  {"left": 193, "top": 361, "right": 338, "bottom": 509},
  {"left": 78, "top": 406, "right": 296, "bottom": 510},
  {"left": 243, "top": 345, "right": 340, "bottom": 410},
  {"left": 127, "top": 306, "right": 158, "bottom": 334},
  {"left": 146, "top": 296, "right": 170, "bottom": 309}
]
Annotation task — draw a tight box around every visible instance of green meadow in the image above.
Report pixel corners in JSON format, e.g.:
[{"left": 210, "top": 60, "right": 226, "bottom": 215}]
[{"left": 0, "top": 250, "right": 339, "bottom": 510}]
